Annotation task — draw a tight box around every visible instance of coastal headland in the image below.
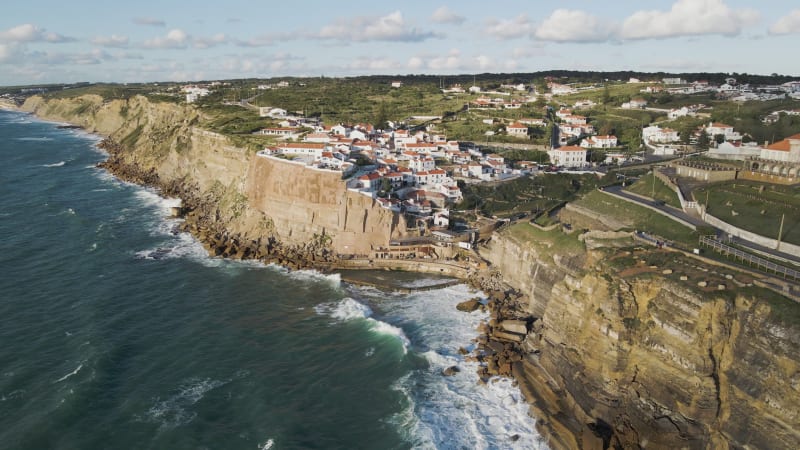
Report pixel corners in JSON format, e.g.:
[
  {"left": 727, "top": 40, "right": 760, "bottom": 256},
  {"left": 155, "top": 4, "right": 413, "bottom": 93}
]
[{"left": 18, "top": 94, "right": 800, "bottom": 450}]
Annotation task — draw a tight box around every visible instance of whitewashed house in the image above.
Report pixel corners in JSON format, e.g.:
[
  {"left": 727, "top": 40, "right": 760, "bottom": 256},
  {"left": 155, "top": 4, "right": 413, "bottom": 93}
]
[{"left": 548, "top": 146, "right": 587, "bottom": 168}]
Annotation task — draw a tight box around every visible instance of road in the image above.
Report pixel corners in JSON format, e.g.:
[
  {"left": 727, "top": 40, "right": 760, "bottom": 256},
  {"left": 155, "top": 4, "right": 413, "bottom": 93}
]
[{"left": 602, "top": 185, "right": 800, "bottom": 263}]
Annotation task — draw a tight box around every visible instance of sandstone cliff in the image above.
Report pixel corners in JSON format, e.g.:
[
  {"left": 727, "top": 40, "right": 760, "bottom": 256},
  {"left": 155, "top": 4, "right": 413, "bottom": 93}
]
[
  {"left": 21, "top": 95, "right": 405, "bottom": 254},
  {"left": 481, "top": 227, "right": 800, "bottom": 449},
  {"left": 21, "top": 94, "right": 800, "bottom": 449}
]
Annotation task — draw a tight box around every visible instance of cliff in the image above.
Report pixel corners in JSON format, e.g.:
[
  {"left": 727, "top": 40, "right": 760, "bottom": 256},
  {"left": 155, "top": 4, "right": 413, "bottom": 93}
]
[
  {"left": 21, "top": 94, "right": 800, "bottom": 449},
  {"left": 480, "top": 225, "right": 800, "bottom": 449},
  {"left": 21, "top": 95, "right": 405, "bottom": 255}
]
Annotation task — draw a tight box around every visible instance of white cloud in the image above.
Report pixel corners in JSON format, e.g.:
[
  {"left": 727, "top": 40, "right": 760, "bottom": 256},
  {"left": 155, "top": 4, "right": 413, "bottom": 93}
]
[
  {"left": 0, "top": 43, "right": 17, "bottom": 62},
  {"left": 235, "top": 32, "right": 294, "bottom": 47},
  {"left": 512, "top": 45, "right": 546, "bottom": 59},
  {"left": 347, "top": 57, "right": 402, "bottom": 71},
  {"left": 769, "top": 9, "right": 800, "bottom": 35},
  {"left": 0, "top": 24, "right": 74, "bottom": 43},
  {"left": 143, "top": 29, "right": 190, "bottom": 49},
  {"left": 193, "top": 33, "right": 228, "bottom": 49},
  {"left": 317, "top": 11, "right": 440, "bottom": 42},
  {"left": 407, "top": 56, "right": 424, "bottom": 70},
  {"left": 133, "top": 17, "right": 165, "bottom": 27},
  {"left": 485, "top": 15, "right": 532, "bottom": 40},
  {"left": 431, "top": 6, "right": 465, "bottom": 25},
  {"left": 534, "top": 9, "right": 616, "bottom": 43},
  {"left": 91, "top": 34, "right": 129, "bottom": 48},
  {"left": 620, "top": 0, "right": 760, "bottom": 40}
]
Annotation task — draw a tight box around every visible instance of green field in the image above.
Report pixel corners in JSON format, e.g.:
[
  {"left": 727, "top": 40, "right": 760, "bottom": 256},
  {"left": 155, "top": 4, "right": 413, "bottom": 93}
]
[
  {"left": 574, "top": 190, "right": 698, "bottom": 245},
  {"left": 625, "top": 173, "right": 682, "bottom": 208},
  {"left": 696, "top": 182, "right": 800, "bottom": 246},
  {"left": 504, "top": 222, "right": 585, "bottom": 259}
]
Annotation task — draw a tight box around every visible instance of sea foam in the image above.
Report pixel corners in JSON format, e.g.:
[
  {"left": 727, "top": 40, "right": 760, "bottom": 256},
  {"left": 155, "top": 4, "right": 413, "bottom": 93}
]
[
  {"left": 141, "top": 377, "right": 228, "bottom": 430},
  {"left": 361, "top": 283, "right": 546, "bottom": 449}
]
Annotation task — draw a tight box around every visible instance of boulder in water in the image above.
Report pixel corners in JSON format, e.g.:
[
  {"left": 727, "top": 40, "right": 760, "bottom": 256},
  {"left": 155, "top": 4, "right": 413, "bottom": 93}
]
[
  {"left": 456, "top": 298, "right": 481, "bottom": 312},
  {"left": 442, "top": 366, "right": 461, "bottom": 376}
]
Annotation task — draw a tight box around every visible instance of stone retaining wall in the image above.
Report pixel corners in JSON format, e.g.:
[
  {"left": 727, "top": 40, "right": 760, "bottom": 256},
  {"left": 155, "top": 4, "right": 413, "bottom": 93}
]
[{"left": 703, "top": 212, "right": 800, "bottom": 257}]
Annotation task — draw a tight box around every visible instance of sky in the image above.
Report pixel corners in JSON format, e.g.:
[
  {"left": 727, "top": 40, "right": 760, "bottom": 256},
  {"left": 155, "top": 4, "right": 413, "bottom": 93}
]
[{"left": 1, "top": 0, "right": 799, "bottom": 86}]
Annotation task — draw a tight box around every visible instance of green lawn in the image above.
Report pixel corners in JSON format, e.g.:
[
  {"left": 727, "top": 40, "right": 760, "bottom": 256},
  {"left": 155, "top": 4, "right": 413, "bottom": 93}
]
[
  {"left": 696, "top": 182, "right": 800, "bottom": 246},
  {"left": 625, "top": 173, "right": 682, "bottom": 208},
  {"left": 574, "top": 190, "right": 698, "bottom": 245},
  {"left": 504, "top": 222, "right": 585, "bottom": 259}
]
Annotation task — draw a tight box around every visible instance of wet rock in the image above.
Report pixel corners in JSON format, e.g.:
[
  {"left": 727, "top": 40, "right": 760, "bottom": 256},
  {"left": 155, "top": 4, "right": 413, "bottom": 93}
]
[
  {"left": 456, "top": 298, "right": 481, "bottom": 312},
  {"left": 442, "top": 366, "right": 461, "bottom": 376}
]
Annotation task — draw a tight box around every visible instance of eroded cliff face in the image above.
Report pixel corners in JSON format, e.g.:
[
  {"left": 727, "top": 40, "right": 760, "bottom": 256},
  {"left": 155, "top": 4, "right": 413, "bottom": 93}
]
[
  {"left": 21, "top": 95, "right": 405, "bottom": 254},
  {"left": 481, "top": 231, "right": 800, "bottom": 450}
]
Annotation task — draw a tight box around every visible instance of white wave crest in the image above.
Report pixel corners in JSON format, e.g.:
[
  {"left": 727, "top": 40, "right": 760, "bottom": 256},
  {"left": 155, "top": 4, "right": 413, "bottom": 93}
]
[
  {"left": 54, "top": 364, "right": 83, "bottom": 383},
  {"left": 288, "top": 269, "right": 341, "bottom": 287},
  {"left": 15, "top": 136, "right": 53, "bottom": 141},
  {"left": 42, "top": 161, "right": 65, "bottom": 167},
  {"left": 316, "top": 298, "right": 410, "bottom": 353},
  {"left": 259, "top": 439, "right": 275, "bottom": 450}
]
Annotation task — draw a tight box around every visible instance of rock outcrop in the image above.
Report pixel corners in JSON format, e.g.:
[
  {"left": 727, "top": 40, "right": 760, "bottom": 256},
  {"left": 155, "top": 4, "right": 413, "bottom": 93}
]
[
  {"left": 476, "top": 227, "right": 800, "bottom": 450},
  {"left": 21, "top": 94, "right": 800, "bottom": 450}
]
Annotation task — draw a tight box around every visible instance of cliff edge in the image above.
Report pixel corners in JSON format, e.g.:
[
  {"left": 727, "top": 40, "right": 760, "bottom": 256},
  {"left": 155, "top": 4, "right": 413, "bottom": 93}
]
[
  {"left": 21, "top": 95, "right": 405, "bottom": 255},
  {"left": 480, "top": 225, "right": 800, "bottom": 449}
]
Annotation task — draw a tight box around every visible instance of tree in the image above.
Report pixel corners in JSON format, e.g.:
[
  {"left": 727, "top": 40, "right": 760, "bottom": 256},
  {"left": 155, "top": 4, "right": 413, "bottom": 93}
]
[
  {"left": 714, "top": 133, "right": 726, "bottom": 145},
  {"left": 602, "top": 84, "right": 611, "bottom": 104},
  {"left": 373, "top": 103, "right": 389, "bottom": 131},
  {"left": 696, "top": 132, "right": 710, "bottom": 150}
]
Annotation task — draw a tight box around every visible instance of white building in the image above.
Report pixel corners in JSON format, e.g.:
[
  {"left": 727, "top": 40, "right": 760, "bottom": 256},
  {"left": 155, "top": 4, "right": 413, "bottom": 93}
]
[
  {"left": 183, "top": 86, "right": 210, "bottom": 103},
  {"left": 668, "top": 107, "right": 695, "bottom": 119},
  {"left": 760, "top": 134, "right": 800, "bottom": 163},
  {"left": 276, "top": 142, "right": 327, "bottom": 159},
  {"left": 643, "top": 126, "right": 679, "bottom": 144},
  {"left": 580, "top": 135, "right": 618, "bottom": 149},
  {"left": 506, "top": 122, "right": 528, "bottom": 137},
  {"left": 704, "top": 122, "right": 742, "bottom": 142},
  {"left": 548, "top": 146, "right": 587, "bottom": 168}
]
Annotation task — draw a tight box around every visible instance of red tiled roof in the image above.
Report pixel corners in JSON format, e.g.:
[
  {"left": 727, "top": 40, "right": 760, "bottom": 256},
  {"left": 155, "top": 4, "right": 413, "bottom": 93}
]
[
  {"left": 766, "top": 140, "right": 792, "bottom": 152},
  {"left": 281, "top": 143, "right": 326, "bottom": 149}
]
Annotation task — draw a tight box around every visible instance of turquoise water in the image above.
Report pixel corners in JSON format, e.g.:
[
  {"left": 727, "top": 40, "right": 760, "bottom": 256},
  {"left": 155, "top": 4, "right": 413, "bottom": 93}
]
[{"left": 0, "top": 110, "right": 543, "bottom": 449}]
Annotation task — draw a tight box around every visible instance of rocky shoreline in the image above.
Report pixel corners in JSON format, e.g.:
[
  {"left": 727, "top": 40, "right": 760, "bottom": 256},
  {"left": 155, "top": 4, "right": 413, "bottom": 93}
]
[
  {"left": 96, "top": 136, "right": 544, "bottom": 429},
  {"left": 97, "top": 139, "right": 339, "bottom": 271}
]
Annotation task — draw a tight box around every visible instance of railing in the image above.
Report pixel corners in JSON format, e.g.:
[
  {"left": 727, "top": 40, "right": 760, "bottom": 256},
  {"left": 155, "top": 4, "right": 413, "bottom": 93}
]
[{"left": 699, "top": 236, "right": 800, "bottom": 281}]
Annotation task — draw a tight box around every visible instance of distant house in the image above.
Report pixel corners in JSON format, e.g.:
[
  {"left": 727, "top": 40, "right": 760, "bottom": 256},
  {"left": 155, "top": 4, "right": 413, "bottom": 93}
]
[
  {"left": 760, "top": 133, "right": 800, "bottom": 163},
  {"left": 259, "top": 107, "right": 288, "bottom": 118},
  {"left": 643, "top": 126, "right": 679, "bottom": 144},
  {"left": 548, "top": 146, "right": 587, "bottom": 168},
  {"left": 621, "top": 98, "right": 648, "bottom": 109},
  {"left": 391, "top": 80, "right": 403, "bottom": 88},
  {"left": 518, "top": 118, "right": 546, "bottom": 127},
  {"left": 668, "top": 106, "right": 695, "bottom": 119},
  {"left": 256, "top": 127, "right": 299, "bottom": 139},
  {"left": 276, "top": 142, "right": 327, "bottom": 159},
  {"left": 580, "top": 135, "right": 618, "bottom": 149},
  {"left": 357, "top": 172, "right": 382, "bottom": 191},
  {"left": 562, "top": 115, "right": 587, "bottom": 125},
  {"left": 506, "top": 122, "right": 529, "bottom": 137},
  {"left": 703, "top": 122, "right": 741, "bottom": 142}
]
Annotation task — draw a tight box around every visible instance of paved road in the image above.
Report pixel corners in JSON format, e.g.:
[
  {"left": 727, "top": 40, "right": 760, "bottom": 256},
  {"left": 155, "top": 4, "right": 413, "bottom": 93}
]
[
  {"left": 603, "top": 185, "right": 705, "bottom": 227},
  {"left": 602, "top": 185, "right": 800, "bottom": 263}
]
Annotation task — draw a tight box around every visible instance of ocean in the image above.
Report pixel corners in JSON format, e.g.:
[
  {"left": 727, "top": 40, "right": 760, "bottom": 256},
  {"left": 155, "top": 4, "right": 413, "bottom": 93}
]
[{"left": 0, "top": 109, "right": 544, "bottom": 450}]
